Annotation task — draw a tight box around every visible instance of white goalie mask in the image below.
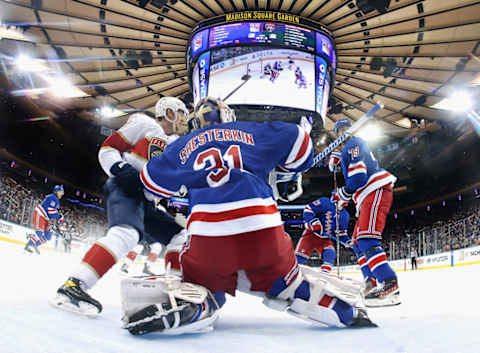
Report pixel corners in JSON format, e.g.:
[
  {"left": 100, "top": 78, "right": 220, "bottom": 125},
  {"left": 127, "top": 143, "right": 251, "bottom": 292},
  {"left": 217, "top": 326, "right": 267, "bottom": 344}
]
[
  {"left": 155, "top": 96, "right": 190, "bottom": 134},
  {"left": 268, "top": 167, "right": 304, "bottom": 202}
]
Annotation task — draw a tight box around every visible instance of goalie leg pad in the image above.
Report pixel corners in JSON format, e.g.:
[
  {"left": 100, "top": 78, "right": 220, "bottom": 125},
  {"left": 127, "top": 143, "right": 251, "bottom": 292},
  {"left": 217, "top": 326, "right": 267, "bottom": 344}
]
[{"left": 120, "top": 275, "right": 220, "bottom": 335}]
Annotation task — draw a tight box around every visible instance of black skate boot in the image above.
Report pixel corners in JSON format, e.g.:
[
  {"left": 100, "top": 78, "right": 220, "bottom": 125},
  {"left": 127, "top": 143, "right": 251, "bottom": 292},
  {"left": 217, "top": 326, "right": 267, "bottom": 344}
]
[
  {"left": 31, "top": 241, "right": 40, "bottom": 255},
  {"left": 120, "top": 263, "right": 129, "bottom": 274},
  {"left": 50, "top": 277, "right": 103, "bottom": 316},
  {"left": 350, "top": 308, "right": 378, "bottom": 328},
  {"left": 365, "top": 277, "right": 400, "bottom": 307}
]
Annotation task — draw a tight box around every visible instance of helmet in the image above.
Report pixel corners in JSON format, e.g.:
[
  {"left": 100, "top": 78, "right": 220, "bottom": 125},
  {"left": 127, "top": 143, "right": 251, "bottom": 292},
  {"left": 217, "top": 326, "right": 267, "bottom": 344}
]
[
  {"left": 188, "top": 97, "right": 236, "bottom": 132},
  {"left": 155, "top": 96, "right": 189, "bottom": 134},
  {"left": 53, "top": 185, "right": 64, "bottom": 193},
  {"left": 333, "top": 118, "right": 352, "bottom": 135}
]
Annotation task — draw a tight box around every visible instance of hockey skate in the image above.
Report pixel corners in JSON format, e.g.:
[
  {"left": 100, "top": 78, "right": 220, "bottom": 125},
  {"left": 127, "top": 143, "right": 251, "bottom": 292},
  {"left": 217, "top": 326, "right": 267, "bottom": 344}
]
[
  {"left": 365, "top": 277, "right": 401, "bottom": 308},
  {"left": 50, "top": 277, "right": 102, "bottom": 317},
  {"left": 142, "top": 263, "right": 155, "bottom": 276},
  {"left": 350, "top": 308, "right": 378, "bottom": 328},
  {"left": 364, "top": 277, "right": 377, "bottom": 296}
]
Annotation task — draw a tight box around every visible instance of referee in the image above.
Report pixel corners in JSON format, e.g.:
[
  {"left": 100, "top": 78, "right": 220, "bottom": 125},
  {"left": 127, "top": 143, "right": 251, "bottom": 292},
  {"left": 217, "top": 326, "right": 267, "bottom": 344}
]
[{"left": 411, "top": 248, "right": 418, "bottom": 270}]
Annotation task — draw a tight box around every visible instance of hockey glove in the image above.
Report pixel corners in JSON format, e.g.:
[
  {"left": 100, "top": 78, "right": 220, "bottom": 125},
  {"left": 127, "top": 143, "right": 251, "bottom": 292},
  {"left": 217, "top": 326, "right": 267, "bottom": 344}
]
[
  {"left": 58, "top": 214, "right": 65, "bottom": 224},
  {"left": 328, "top": 150, "right": 341, "bottom": 172},
  {"left": 305, "top": 218, "right": 323, "bottom": 237},
  {"left": 331, "top": 187, "right": 351, "bottom": 210},
  {"left": 110, "top": 161, "right": 142, "bottom": 197}
]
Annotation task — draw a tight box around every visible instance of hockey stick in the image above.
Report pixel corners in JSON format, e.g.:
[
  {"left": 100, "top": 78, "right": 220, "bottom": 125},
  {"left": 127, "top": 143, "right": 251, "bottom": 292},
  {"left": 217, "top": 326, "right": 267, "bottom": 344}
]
[
  {"left": 312, "top": 102, "right": 384, "bottom": 167},
  {"left": 333, "top": 168, "right": 341, "bottom": 276}
]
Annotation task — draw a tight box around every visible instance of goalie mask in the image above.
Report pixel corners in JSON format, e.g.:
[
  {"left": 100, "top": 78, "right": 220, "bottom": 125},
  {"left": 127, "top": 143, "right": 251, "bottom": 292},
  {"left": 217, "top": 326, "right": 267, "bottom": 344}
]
[
  {"left": 188, "top": 97, "right": 236, "bottom": 132},
  {"left": 268, "top": 167, "right": 303, "bottom": 202},
  {"left": 155, "top": 97, "right": 189, "bottom": 135}
]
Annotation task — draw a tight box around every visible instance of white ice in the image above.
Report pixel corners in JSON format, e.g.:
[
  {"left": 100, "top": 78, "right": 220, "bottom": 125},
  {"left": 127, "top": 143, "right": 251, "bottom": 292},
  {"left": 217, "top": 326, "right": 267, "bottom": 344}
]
[
  {"left": 1, "top": 240, "right": 479, "bottom": 353},
  {"left": 209, "top": 59, "right": 315, "bottom": 111}
]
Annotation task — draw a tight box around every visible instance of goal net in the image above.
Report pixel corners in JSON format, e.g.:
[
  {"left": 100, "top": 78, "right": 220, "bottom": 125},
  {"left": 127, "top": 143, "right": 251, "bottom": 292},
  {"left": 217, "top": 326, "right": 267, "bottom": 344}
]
[{"left": 246, "top": 60, "right": 263, "bottom": 76}]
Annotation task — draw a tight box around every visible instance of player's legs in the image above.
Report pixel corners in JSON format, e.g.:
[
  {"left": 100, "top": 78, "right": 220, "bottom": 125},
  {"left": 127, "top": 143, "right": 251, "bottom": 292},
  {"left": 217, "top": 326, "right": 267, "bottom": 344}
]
[
  {"left": 354, "top": 186, "right": 399, "bottom": 306},
  {"left": 294, "top": 233, "right": 316, "bottom": 264},
  {"left": 320, "top": 243, "right": 336, "bottom": 273},
  {"left": 52, "top": 178, "right": 144, "bottom": 315}
]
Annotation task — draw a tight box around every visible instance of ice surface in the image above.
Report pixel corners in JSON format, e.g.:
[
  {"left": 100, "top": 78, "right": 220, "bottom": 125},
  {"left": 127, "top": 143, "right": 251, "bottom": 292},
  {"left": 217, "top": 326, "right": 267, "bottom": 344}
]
[{"left": 1, "top": 240, "right": 479, "bottom": 353}]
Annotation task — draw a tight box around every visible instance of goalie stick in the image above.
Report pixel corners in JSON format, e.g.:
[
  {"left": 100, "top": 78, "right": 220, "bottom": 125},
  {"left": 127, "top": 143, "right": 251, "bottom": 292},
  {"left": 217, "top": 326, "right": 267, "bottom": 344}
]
[{"left": 312, "top": 102, "right": 385, "bottom": 167}]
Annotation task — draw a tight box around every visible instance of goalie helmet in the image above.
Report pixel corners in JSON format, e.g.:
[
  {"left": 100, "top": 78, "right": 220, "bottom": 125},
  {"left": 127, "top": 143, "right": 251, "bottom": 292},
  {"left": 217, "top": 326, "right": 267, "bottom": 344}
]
[
  {"left": 155, "top": 97, "right": 189, "bottom": 134},
  {"left": 188, "top": 97, "right": 236, "bottom": 132},
  {"left": 333, "top": 118, "right": 352, "bottom": 135}
]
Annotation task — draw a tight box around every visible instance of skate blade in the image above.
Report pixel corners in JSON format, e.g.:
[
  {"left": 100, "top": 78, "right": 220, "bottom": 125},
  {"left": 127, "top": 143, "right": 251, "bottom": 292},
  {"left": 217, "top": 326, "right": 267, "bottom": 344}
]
[
  {"left": 365, "top": 295, "right": 401, "bottom": 308},
  {"left": 49, "top": 294, "right": 100, "bottom": 318}
]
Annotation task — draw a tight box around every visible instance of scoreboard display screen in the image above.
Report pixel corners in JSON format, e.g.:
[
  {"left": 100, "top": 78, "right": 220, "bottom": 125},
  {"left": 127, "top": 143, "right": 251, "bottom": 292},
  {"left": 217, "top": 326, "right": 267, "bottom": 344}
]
[
  {"left": 208, "top": 22, "right": 315, "bottom": 53},
  {"left": 189, "top": 12, "right": 336, "bottom": 124}
]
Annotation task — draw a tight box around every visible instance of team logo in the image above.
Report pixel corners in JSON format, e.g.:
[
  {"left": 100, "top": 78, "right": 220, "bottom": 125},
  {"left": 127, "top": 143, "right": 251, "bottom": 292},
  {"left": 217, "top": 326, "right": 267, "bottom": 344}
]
[
  {"left": 250, "top": 23, "right": 260, "bottom": 32},
  {"left": 148, "top": 137, "right": 168, "bottom": 160},
  {"left": 50, "top": 201, "right": 56, "bottom": 207},
  {"left": 322, "top": 39, "right": 331, "bottom": 56},
  {"left": 193, "top": 35, "right": 202, "bottom": 51}
]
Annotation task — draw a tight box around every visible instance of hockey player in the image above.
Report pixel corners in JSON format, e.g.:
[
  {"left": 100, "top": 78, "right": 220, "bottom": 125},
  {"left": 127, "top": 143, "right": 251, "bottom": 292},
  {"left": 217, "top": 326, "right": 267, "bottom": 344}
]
[
  {"left": 51, "top": 97, "right": 190, "bottom": 316},
  {"left": 295, "top": 67, "right": 302, "bottom": 85},
  {"left": 295, "top": 196, "right": 350, "bottom": 273},
  {"left": 287, "top": 56, "right": 295, "bottom": 71},
  {"left": 297, "top": 72, "right": 307, "bottom": 89},
  {"left": 121, "top": 240, "right": 163, "bottom": 276},
  {"left": 263, "top": 62, "right": 272, "bottom": 77},
  {"left": 24, "top": 185, "right": 65, "bottom": 254},
  {"left": 122, "top": 97, "right": 376, "bottom": 335},
  {"left": 329, "top": 118, "right": 400, "bottom": 307}
]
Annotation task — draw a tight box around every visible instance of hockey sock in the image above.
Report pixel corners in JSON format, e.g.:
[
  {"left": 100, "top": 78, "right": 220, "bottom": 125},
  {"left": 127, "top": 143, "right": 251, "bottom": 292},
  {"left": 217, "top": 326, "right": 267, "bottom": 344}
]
[
  {"left": 358, "top": 239, "right": 396, "bottom": 283},
  {"left": 71, "top": 225, "right": 139, "bottom": 289},
  {"left": 321, "top": 248, "right": 335, "bottom": 272},
  {"left": 352, "top": 243, "right": 374, "bottom": 279}
]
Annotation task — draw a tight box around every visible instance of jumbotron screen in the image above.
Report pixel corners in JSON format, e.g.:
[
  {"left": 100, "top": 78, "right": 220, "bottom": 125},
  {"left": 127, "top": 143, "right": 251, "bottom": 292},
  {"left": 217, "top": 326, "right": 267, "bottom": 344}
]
[{"left": 189, "top": 17, "right": 336, "bottom": 121}]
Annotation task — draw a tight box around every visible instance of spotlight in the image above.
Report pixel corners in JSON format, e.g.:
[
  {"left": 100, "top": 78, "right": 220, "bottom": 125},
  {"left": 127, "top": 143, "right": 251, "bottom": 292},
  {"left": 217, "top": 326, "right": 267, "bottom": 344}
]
[
  {"left": 357, "top": 123, "right": 383, "bottom": 141},
  {"left": 15, "top": 55, "right": 50, "bottom": 73},
  {"left": 431, "top": 90, "right": 474, "bottom": 112}
]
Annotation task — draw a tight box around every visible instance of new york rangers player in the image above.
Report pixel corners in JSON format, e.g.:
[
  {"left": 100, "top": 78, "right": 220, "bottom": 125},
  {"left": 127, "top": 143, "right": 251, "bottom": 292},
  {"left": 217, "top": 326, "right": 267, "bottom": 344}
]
[
  {"left": 121, "top": 98, "right": 376, "bottom": 335},
  {"left": 329, "top": 118, "right": 400, "bottom": 307},
  {"left": 296, "top": 196, "right": 350, "bottom": 272},
  {"left": 24, "top": 185, "right": 65, "bottom": 254},
  {"left": 51, "top": 97, "right": 190, "bottom": 316}
]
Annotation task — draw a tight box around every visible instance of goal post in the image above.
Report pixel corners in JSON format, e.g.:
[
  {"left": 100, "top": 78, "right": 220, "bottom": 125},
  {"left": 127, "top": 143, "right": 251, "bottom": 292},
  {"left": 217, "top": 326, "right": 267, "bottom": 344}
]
[{"left": 246, "top": 59, "right": 263, "bottom": 76}]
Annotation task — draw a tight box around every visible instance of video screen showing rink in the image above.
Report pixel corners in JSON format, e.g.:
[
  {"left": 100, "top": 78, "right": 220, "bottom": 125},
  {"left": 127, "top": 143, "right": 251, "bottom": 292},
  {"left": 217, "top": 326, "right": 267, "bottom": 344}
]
[
  {"left": 2, "top": 239, "right": 479, "bottom": 353},
  {"left": 208, "top": 47, "right": 315, "bottom": 110}
]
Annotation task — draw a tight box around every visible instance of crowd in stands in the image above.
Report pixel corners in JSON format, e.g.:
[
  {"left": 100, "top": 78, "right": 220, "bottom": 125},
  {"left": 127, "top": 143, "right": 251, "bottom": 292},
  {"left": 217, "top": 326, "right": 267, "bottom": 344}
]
[{"left": 0, "top": 165, "right": 107, "bottom": 241}]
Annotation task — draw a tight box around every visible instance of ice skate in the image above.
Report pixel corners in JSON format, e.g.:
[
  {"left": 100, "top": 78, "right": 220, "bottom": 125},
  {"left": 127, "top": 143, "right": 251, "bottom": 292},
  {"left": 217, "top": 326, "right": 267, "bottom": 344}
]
[
  {"left": 50, "top": 277, "right": 102, "bottom": 317},
  {"left": 350, "top": 308, "right": 378, "bottom": 328},
  {"left": 365, "top": 277, "right": 401, "bottom": 307}
]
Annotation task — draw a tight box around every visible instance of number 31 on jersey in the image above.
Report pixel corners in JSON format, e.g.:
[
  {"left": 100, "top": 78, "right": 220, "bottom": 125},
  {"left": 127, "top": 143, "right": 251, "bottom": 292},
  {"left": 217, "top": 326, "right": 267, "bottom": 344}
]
[{"left": 193, "top": 145, "right": 243, "bottom": 187}]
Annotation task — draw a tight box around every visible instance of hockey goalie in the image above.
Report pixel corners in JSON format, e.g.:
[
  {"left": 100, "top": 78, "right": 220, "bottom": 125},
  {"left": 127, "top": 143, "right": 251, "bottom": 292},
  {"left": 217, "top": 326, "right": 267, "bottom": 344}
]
[{"left": 121, "top": 98, "right": 377, "bottom": 335}]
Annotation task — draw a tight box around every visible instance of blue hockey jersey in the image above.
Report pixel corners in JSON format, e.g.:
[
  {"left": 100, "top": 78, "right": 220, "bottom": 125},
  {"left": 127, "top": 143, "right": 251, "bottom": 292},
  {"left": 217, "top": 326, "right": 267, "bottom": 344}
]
[
  {"left": 340, "top": 137, "right": 396, "bottom": 210},
  {"left": 303, "top": 197, "right": 349, "bottom": 239},
  {"left": 141, "top": 121, "right": 314, "bottom": 236},
  {"left": 36, "top": 193, "right": 61, "bottom": 220}
]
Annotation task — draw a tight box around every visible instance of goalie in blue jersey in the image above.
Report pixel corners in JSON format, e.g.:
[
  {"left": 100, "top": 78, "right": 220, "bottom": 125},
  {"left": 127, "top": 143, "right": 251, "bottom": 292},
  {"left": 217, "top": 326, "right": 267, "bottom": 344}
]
[{"left": 119, "top": 98, "right": 377, "bottom": 336}]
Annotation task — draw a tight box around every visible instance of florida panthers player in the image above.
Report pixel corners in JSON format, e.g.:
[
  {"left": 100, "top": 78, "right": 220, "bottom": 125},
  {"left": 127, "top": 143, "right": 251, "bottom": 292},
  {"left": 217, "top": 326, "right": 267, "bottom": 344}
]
[
  {"left": 51, "top": 97, "right": 189, "bottom": 316},
  {"left": 296, "top": 196, "right": 350, "bottom": 273},
  {"left": 121, "top": 97, "right": 376, "bottom": 335},
  {"left": 24, "top": 185, "right": 65, "bottom": 254},
  {"left": 329, "top": 118, "right": 399, "bottom": 307}
]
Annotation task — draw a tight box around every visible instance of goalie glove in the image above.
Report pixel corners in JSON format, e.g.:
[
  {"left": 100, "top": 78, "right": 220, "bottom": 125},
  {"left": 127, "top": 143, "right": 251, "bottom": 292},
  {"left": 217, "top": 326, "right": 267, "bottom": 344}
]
[
  {"left": 328, "top": 150, "right": 342, "bottom": 172},
  {"left": 305, "top": 218, "right": 323, "bottom": 237},
  {"left": 331, "top": 187, "right": 351, "bottom": 210},
  {"left": 110, "top": 161, "right": 142, "bottom": 197}
]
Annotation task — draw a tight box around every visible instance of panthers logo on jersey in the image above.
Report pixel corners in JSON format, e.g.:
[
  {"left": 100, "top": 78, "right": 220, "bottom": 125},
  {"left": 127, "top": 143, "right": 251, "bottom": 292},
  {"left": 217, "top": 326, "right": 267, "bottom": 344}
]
[{"left": 148, "top": 137, "right": 168, "bottom": 160}]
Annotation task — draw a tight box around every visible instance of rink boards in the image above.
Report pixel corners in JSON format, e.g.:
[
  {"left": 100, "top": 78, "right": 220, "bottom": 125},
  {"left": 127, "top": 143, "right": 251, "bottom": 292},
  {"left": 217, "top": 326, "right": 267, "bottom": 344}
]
[{"left": 1, "top": 218, "right": 480, "bottom": 272}]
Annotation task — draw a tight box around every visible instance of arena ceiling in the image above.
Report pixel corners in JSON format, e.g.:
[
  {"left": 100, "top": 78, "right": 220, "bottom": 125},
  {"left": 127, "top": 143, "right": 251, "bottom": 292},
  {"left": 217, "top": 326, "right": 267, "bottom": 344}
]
[{"left": 1, "top": 0, "right": 480, "bottom": 135}]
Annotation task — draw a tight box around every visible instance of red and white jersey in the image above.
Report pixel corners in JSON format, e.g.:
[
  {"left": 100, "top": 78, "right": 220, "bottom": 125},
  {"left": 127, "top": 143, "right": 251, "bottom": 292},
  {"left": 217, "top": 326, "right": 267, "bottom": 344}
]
[{"left": 98, "top": 113, "right": 178, "bottom": 176}]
